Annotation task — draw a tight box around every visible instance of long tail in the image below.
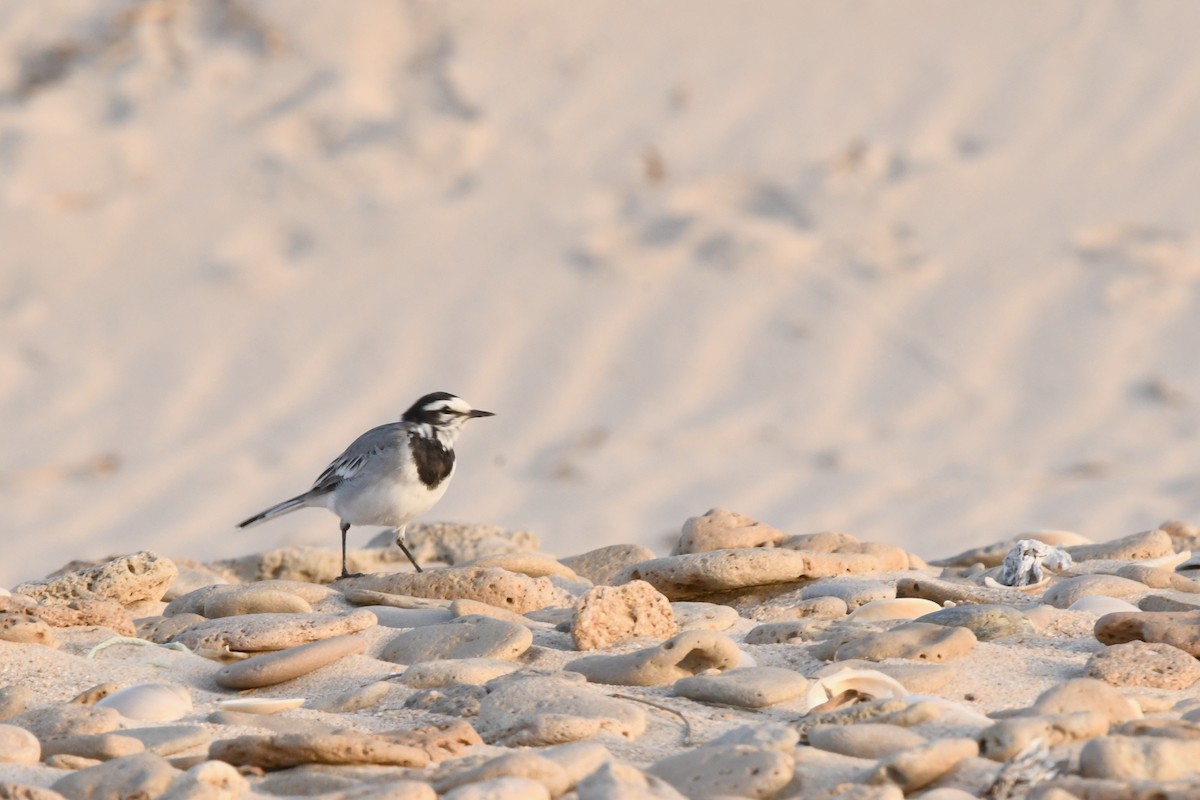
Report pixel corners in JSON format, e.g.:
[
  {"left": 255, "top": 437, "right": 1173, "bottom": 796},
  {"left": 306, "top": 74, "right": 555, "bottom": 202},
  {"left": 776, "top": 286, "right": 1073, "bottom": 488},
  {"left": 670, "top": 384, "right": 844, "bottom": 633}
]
[{"left": 237, "top": 492, "right": 312, "bottom": 528}]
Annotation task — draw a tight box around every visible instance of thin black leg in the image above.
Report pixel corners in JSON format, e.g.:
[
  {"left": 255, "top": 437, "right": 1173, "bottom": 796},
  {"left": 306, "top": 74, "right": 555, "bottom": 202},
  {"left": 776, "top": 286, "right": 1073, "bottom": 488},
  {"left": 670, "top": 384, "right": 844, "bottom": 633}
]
[
  {"left": 340, "top": 521, "right": 351, "bottom": 578},
  {"left": 395, "top": 525, "right": 423, "bottom": 572}
]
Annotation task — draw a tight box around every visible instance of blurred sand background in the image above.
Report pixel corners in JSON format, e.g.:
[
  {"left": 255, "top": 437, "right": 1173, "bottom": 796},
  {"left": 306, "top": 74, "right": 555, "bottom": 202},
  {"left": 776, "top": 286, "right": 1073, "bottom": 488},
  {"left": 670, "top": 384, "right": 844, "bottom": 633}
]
[{"left": 3, "top": 1, "right": 1200, "bottom": 589}]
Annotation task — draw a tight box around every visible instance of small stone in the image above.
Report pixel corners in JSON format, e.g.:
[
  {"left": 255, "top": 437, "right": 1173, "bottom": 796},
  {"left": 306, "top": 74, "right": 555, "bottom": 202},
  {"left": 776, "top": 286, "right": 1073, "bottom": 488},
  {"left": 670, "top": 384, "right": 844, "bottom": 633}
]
[
  {"left": 0, "top": 686, "right": 32, "bottom": 721},
  {"left": 1095, "top": 610, "right": 1200, "bottom": 656},
  {"left": 1085, "top": 640, "right": 1200, "bottom": 689},
  {"left": 801, "top": 578, "right": 895, "bottom": 610},
  {"left": 978, "top": 711, "right": 1109, "bottom": 761},
  {"left": 380, "top": 721, "right": 483, "bottom": 762},
  {"left": 381, "top": 616, "right": 532, "bottom": 664},
  {"left": 308, "top": 681, "right": 392, "bottom": 713},
  {"left": 561, "top": 544, "right": 657, "bottom": 586},
  {"left": 575, "top": 762, "right": 686, "bottom": 800},
  {"left": 848, "top": 598, "right": 941, "bottom": 622},
  {"left": 1069, "top": 596, "right": 1141, "bottom": 615},
  {"left": 673, "top": 666, "right": 808, "bottom": 708},
  {"left": 215, "top": 633, "right": 367, "bottom": 689},
  {"left": 40, "top": 733, "right": 145, "bottom": 761},
  {"left": 707, "top": 723, "right": 800, "bottom": 752},
  {"left": 442, "top": 777, "right": 550, "bottom": 800},
  {"left": 434, "top": 751, "right": 570, "bottom": 796},
  {"left": 51, "top": 752, "right": 179, "bottom": 800},
  {"left": 400, "top": 658, "right": 520, "bottom": 688},
  {"left": 673, "top": 508, "right": 786, "bottom": 554},
  {"left": 868, "top": 738, "right": 979, "bottom": 793},
  {"left": 1067, "top": 529, "right": 1175, "bottom": 562},
  {"left": 451, "top": 598, "right": 553, "bottom": 628},
  {"left": 572, "top": 581, "right": 677, "bottom": 650},
  {"left": 15, "top": 552, "right": 177, "bottom": 607},
  {"left": 208, "top": 731, "right": 429, "bottom": 768},
  {"left": 158, "top": 760, "right": 250, "bottom": 800},
  {"left": 670, "top": 602, "right": 740, "bottom": 631},
  {"left": 404, "top": 684, "right": 488, "bottom": 718},
  {"left": 649, "top": 744, "right": 794, "bottom": 799},
  {"left": 744, "top": 618, "right": 829, "bottom": 644},
  {"left": 168, "top": 609, "right": 376, "bottom": 652},
  {"left": 1116, "top": 564, "right": 1200, "bottom": 593},
  {"left": 1043, "top": 574, "right": 1147, "bottom": 609},
  {"left": 915, "top": 604, "right": 1034, "bottom": 641},
  {"left": 475, "top": 676, "right": 646, "bottom": 746},
  {"left": 565, "top": 630, "right": 743, "bottom": 685},
  {"left": 95, "top": 683, "right": 192, "bottom": 722},
  {"left": 0, "top": 615, "right": 57, "bottom": 647},
  {"left": 806, "top": 723, "right": 927, "bottom": 759},
  {"left": 203, "top": 585, "right": 313, "bottom": 617},
  {"left": 12, "top": 705, "right": 121, "bottom": 739},
  {"left": 0, "top": 724, "right": 40, "bottom": 765},
  {"left": 757, "top": 594, "right": 850, "bottom": 622},
  {"left": 138, "top": 614, "right": 206, "bottom": 644},
  {"left": 336, "top": 567, "right": 572, "bottom": 614},
  {"left": 1080, "top": 734, "right": 1200, "bottom": 779},
  {"left": 832, "top": 622, "right": 977, "bottom": 662},
  {"left": 1028, "top": 677, "right": 1141, "bottom": 725}
]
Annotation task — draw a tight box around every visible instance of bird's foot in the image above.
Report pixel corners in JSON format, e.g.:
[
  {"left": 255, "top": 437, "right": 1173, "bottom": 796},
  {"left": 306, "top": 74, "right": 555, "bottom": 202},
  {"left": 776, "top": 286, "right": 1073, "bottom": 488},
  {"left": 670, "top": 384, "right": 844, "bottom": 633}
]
[{"left": 336, "top": 570, "right": 365, "bottom": 580}]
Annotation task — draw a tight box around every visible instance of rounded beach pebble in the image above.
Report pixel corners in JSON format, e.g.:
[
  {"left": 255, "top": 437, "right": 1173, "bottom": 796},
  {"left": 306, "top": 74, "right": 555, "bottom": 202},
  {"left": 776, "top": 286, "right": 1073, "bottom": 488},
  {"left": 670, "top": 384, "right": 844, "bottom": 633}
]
[
  {"left": 215, "top": 633, "right": 368, "bottom": 689},
  {"left": 400, "top": 658, "right": 521, "bottom": 688},
  {"left": 94, "top": 683, "right": 193, "bottom": 722},
  {"left": 1080, "top": 734, "right": 1200, "bottom": 779},
  {"left": 649, "top": 744, "right": 794, "bottom": 799},
  {"left": 673, "top": 666, "right": 808, "bottom": 708},
  {"left": 806, "top": 723, "right": 926, "bottom": 759},
  {"left": 914, "top": 604, "right": 1033, "bottom": 640},
  {"left": 1085, "top": 640, "right": 1200, "bottom": 689},
  {"left": 571, "top": 580, "right": 677, "bottom": 650},
  {"left": 565, "top": 630, "right": 743, "bottom": 685},
  {"left": 0, "top": 724, "right": 40, "bottom": 765},
  {"left": 832, "top": 622, "right": 977, "bottom": 662},
  {"left": 672, "top": 508, "right": 786, "bottom": 554},
  {"left": 1095, "top": 610, "right": 1200, "bottom": 656},
  {"left": 380, "top": 616, "right": 532, "bottom": 664}
]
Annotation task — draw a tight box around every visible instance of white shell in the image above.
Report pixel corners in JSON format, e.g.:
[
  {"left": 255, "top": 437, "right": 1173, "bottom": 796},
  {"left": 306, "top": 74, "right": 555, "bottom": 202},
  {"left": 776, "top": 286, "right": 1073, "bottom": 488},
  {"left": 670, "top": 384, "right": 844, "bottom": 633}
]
[
  {"left": 95, "top": 683, "right": 193, "bottom": 722},
  {"left": 847, "top": 598, "right": 941, "bottom": 622},
  {"left": 1024, "top": 530, "right": 1092, "bottom": 547},
  {"left": 1068, "top": 596, "right": 1141, "bottom": 615},
  {"left": 803, "top": 668, "right": 907, "bottom": 713},
  {"left": 217, "top": 697, "right": 305, "bottom": 714}
]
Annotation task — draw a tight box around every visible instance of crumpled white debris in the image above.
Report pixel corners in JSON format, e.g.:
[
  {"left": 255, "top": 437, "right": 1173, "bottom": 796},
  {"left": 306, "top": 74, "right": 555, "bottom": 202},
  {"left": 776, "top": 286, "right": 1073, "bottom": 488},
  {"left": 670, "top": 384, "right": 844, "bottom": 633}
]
[{"left": 998, "top": 539, "right": 1075, "bottom": 587}]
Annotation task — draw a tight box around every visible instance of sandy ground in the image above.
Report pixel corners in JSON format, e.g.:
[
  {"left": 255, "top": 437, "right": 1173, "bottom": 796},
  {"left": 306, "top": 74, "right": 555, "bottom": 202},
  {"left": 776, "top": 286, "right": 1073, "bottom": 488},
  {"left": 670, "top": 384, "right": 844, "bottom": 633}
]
[{"left": 4, "top": 2, "right": 1200, "bottom": 589}]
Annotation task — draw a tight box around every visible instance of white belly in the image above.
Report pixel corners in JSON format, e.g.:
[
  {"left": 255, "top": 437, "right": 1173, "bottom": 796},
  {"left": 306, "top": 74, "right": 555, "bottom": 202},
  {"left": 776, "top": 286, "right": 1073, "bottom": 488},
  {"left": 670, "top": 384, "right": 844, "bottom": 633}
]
[{"left": 331, "top": 464, "right": 453, "bottom": 527}]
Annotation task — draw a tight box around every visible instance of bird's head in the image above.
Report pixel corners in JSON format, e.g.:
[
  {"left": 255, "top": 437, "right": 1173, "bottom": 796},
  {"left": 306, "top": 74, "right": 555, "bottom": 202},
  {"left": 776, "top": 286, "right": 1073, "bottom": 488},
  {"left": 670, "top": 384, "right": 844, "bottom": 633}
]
[{"left": 402, "top": 392, "right": 494, "bottom": 441}]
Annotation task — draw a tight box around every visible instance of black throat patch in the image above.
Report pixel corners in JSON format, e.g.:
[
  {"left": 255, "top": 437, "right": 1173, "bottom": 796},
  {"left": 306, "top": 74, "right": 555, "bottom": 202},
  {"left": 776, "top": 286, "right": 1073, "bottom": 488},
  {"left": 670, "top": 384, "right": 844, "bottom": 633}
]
[{"left": 409, "top": 432, "right": 455, "bottom": 489}]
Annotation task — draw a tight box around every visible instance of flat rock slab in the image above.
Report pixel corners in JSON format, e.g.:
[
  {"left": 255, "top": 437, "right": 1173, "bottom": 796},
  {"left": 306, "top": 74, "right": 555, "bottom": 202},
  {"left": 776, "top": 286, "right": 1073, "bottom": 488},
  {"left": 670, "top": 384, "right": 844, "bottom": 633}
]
[
  {"left": 673, "top": 666, "right": 808, "bottom": 708},
  {"left": 615, "top": 548, "right": 892, "bottom": 600},
  {"left": 670, "top": 602, "right": 740, "bottom": 632},
  {"left": 566, "top": 630, "right": 743, "bottom": 686},
  {"left": 806, "top": 723, "right": 927, "bottom": 759},
  {"left": 216, "top": 633, "right": 368, "bottom": 689},
  {"left": 380, "top": 616, "right": 533, "bottom": 664},
  {"left": 337, "top": 567, "right": 573, "bottom": 614},
  {"left": 832, "top": 622, "right": 977, "bottom": 662},
  {"left": 475, "top": 676, "right": 646, "bottom": 746},
  {"left": 1028, "top": 677, "right": 1142, "bottom": 725},
  {"left": 1066, "top": 529, "right": 1175, "bottom": 562},
  {"left": 915, "top": 604, "right": 1034, "bottom": 640},
  {"left": 572, "top": 580, "right": 677, "bottom": 650},
  {"left": 649, "top": 744, "right": 794, "bottom": 799},
  {"left": 1080, "top": 734, "right": 1200, "bottom": 780},
  {"left": 14, "top": 552, "right": 177, "bottom": 607},
  {"left": 1095, "top": 610, "right": 1200, "bottom": 656},
  {"left": 895, "top": 576, "right": 1030, "bottom": 606},
  {"left": 801, "top": 578, "right": 895, "bottom": 610},
  {"left": 169, "top": 609, "right": 377, "bottom": 652},
  {"left": 210, "top": 731, "right": 431, "bottom": 768},
  {"left": 1086, "top": 640, "right": 1200, "bottom": 690}
]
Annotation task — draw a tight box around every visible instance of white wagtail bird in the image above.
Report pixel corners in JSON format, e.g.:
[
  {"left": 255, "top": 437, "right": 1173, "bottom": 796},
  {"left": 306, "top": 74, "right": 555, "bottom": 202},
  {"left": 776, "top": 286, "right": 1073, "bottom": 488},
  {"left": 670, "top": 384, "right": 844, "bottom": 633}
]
[{"left": 238, "top": 392, "right": 494, "bottom": 578}]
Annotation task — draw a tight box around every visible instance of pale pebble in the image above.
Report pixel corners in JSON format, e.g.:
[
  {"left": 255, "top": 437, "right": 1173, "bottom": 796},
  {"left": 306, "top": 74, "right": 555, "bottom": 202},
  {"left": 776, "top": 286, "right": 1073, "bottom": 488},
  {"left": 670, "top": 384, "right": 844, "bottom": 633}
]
[
  {"left": 1085, "top": 640, "right": 1200, "bottom": 689},
  {"left": 215, "top": 697, "right": 305, "bottom": 714},
  {"left": 978, "top": 711, "right": 1108, "bottom": 761},
  {"left": 209, "top": 731, "right": 429, "bottom": 768},
  {"left": 51, "top": 752, "right": 179, "bottom": 800},
  {"left": 670, "top": 601, "right": 739, "bottom": 631},
  {"left": 94, "top": 681, "right": 190, "bottom": 724},
  {"left": 575, "top": 762, "right": 686, "bottom": 800},
  {"left": 868, "top": 737, "right": 979, "bottom": 793},
  {"left": 1080, "top": 734, "right": 1200, "bottom": 780},
  {"left": 649, "top": 744, "right": 794, "bottom": 800},
  {"left": 40, "top": 733, "right": 145, "bottom": 762},
  {"left": 381, "top": 616, "right": 532, "bottom": 664},
  {"left": 1027, "top": 677, "right": 1141, "bottom": 724},
  {"left": 337, "top": 566, "right": 572, "bottom": 614},
  {"left": 832, "top": 621, "right": 977, "bottom": 662},
  {"left": 168, "top": 609, "right": 377, "bottom": 652},
  {"left": 673, "top": 666, "right": 809, "bottom": 708},
  {"left": 802, "top": 578, "right": 895, "bottom": 610},
  {"left": 806, "top": 723, "right": 927, "bottom": 759},
  {"left": 400, "top": 658, "right": 521, "bottom": 688},
  {"left": 442, "top": 777, "right": 550, "bottom": 800},
  {"left": 565, "top": 630, "right": 743, "bottom": 686},
  {"left": 0, "top": 724, "right": 40, "bottom": 765},
  {"left": 1068, "top": 596, "right": 1141, "bottom": 615},
  {"left": 215, "top": 633, "right": 367, "bottom": 689},
  {"left": 433, "top": 751, "right": 570, "bottom": 796},
  {"left": 475, "top": 675, "right": 646, "bottom": 746},
  {"left": 1043, "top": 574, "right": 1148, "bottom": 609},
  {"left": 358, "top": 606, "right": 455, "bottom": 628},
  {"left": 848, "top": 598, "right": 941, "bottom": 622}
]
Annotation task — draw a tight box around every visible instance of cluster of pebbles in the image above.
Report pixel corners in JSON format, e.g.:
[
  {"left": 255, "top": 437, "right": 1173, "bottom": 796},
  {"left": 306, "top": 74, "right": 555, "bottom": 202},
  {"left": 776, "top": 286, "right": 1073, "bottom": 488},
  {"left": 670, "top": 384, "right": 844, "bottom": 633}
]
[{"left": 2, "top": 511, "right": 1200, "bottom": 799}]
